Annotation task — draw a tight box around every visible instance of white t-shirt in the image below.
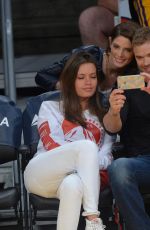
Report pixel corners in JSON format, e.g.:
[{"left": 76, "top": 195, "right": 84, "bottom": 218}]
[{"left": 36, "top": 100, "right": 113, "bottom": 169}]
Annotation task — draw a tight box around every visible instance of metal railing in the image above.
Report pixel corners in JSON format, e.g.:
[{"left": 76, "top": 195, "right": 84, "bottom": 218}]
[{"left": 1, "top": 0, "right": 16, "bottom": 102}]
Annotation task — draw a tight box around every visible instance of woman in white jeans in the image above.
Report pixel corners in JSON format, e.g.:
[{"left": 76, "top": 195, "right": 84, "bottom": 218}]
[{"left": 24, "top": 51, "right": 113, "bottom": 230}]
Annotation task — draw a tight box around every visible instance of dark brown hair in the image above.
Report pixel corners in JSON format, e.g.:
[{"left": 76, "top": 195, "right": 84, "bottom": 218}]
[
  {"left": 106, "top": 21, "right": 141, "bottom": 53},
  {"left": 132, "top": 27, "right": 150, "bottom": 47},
  {"left": 111, "top": 21, "right": 140, "bottom": 43},
  {"left": 60, "top": 51, "right": 105, "bottom": 127},
  {"left": 102, "top": 21, "right": 141, "bottom": 80}
]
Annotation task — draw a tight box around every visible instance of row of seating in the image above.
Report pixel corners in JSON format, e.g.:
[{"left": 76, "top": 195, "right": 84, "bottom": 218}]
[
  {"left": 0, "top": 92, "right": 116, "bottom": 230},
  {"left": 0, "top": 92, "right": 150, "bottom": 230},
  {"left": 22, "top": 91, "right": 61, "bottom": 230},
  {"left": 0, "top": 95, "right": 23, "bottom": 227}
]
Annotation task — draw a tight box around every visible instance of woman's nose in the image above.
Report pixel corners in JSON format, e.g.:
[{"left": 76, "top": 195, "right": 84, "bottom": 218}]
[
  {"left": 117, "top": 49, "right": 124, "bottom": 57},
  {"left": 85, "top": 78, "right": 92, "bottom": 84}
]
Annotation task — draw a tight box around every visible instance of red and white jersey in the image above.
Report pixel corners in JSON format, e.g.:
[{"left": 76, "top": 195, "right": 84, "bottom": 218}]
[{"left": 36, "top": 101, "right": 113, "bottom": 169}]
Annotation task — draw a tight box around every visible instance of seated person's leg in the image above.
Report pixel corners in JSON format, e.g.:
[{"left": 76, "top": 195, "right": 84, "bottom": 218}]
[
  {"left": 57, "top": 174, "right": 83, "bottom": 230},
  {"left": 108, "top": 156, "right": 150, "bottom": 230}
]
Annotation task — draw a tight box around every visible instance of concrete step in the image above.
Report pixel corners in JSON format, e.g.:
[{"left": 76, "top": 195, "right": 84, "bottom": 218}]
[{"left": 0, "top": 53, "right": 65, "bottom": 89}]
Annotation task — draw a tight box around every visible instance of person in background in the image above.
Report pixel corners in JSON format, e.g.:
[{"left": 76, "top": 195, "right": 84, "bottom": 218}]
[
  {"left": 129, "top": 0, "right": 150, "bottom": 27},
  {"left": 24, "top": 52, "right": 114, "bottom": 230},
  {"left": 103, "top": 27, "right": 150, "bottom": 230},
  {"left": 35, "top": 21, "right": 140, "bottom": 108},
  {"left": 78, "top": 0, "right": 150, "bottom": 49},
  {"left": 78, "top": 0, "right": 118, "bottom": 48}
]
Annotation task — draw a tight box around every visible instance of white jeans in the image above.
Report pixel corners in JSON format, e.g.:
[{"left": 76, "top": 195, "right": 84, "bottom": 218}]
[{"left": 24, "top": 140, "right": 100, "bottom": 230}]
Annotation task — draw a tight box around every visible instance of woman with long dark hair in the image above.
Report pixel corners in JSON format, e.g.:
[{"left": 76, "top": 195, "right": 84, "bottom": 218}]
[{"left": 24, "top": 52, "right": 113, "bottom": 230}]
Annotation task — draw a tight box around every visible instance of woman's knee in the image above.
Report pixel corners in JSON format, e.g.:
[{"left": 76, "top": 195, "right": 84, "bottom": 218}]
[
  {"left": 78, "top": 140, "right": 98, "bottom": 159},
  {"left": 58, "top": 174, "right": 83, "bottom": 199},
  {"left": 79, "top": 140, "right": 98, "bottom": 152}
]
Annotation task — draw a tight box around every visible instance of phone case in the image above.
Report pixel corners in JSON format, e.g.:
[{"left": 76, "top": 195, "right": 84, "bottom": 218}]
[{"left": 117, "top": 75, "right": 145, "bottom": 90}]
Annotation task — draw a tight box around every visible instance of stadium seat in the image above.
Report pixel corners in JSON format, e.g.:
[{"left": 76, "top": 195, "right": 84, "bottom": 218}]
[
  {"left": 0, "top": 95, "right": 23, "bottom": 227},
  {"left": 22, "top": 91, "right": 115, "bottom": 230}
]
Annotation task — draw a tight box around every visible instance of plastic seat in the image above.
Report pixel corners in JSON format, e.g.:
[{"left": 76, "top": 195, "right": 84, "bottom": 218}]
[
  {"left": 0, "top": 95, "right": 23, "bottom": 227},
  {"left": 22, "top": 91, "right": 60, "bottom": 230},
  {"left": 22, "top": 91, "right": 115, "bottom": 230}
]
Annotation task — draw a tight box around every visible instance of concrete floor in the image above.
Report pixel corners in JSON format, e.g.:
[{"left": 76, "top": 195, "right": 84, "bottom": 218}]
[
  {"left": 0, "top": 207, "right": 118, "bottom": 230},
  {"left": 0, "top": 53, "right": 65, "bottom": 89},
  {"left": 0, "top": 226, "right": 56, "bottom": 230}
]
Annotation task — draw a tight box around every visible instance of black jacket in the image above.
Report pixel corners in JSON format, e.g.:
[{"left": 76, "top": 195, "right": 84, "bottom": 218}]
[
  {"left": 35, "top": 45, "right": 105, "bottom": 91},
  {"left": 35, "top": 45, "right": 138, "bottom": 91}
]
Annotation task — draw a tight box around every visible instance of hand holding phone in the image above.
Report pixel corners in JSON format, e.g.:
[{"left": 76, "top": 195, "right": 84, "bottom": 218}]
[{"left": 117, "top": 75, "right": 145, "bottom": 90}]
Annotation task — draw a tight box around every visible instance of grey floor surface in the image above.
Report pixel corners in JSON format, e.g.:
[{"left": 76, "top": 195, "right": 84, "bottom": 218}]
[
  {"left": 0, "top": 53, "right": 65, "bottom": 74},
  {"left": 0, "top": 53, "right": 65, "bottom": 89},
  {"left": 0, "top": 226, "right": 56, "bottom": 230}
]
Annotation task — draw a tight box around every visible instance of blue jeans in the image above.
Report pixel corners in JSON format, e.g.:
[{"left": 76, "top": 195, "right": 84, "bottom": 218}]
[{"left": 108, "top": 155, "right": 150, "bottom": 230}]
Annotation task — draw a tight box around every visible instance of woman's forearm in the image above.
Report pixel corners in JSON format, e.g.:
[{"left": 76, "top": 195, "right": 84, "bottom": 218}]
[{"left": 103, "top": 108, "right": 122, "bottom": 133}]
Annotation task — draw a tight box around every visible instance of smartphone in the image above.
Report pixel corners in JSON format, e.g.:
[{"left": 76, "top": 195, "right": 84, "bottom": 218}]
[{"left": 117, "top": 75, "right": 145, "bottom": 90}]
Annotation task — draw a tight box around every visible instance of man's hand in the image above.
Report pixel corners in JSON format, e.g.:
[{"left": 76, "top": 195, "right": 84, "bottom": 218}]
[
  {"left": 141, "top": 72, "right": 150, "bottom": 94},
  {"left": 109, "top": 89, "right": 126, "bottom": 116}
]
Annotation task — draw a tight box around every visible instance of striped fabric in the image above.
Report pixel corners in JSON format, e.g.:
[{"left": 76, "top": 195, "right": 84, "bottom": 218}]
[{"left": 133, "top": 0, "right": 150, "bottom": 26}]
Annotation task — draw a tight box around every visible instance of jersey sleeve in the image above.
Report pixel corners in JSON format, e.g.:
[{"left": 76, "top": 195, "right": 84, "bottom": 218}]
[
  {"left": 98, "top": 132, "right": 114, "bottom": 170},
  {"left": 37, "top": 101, "right": 68, "bottom": 151}
]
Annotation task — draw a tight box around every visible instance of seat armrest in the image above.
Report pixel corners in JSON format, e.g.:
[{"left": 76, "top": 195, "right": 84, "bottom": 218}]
[
  {"left": 19, "top": 144, "right": 32, "bottom": 171},
  {"left": 19, "top": 144, "right": 30, "bottom": 156},
  {"left": 112, "top": 142, "right": 125, "bottom": 159}
]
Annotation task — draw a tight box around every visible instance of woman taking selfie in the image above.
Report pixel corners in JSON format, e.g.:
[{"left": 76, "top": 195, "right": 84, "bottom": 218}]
[{"left": 24, "top": 52, "right": 113, "bottom": 230}]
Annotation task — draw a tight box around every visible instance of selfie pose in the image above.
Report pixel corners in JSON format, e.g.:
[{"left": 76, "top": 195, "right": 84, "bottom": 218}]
[
  {"left": 103, "top": 27, "right": 150, "bottom": 230},
  {"left": 24, "top": 52, "right": 113, "bottom": 230},
  {"left": 35, "top": 21, "right": 140, "bottom": 108}
]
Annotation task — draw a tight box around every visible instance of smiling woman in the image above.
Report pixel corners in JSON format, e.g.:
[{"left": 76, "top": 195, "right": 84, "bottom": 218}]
[
  {"left": 100, "top": 21, "right": 140, "bottom": 90},
  {"left": 109, "top": 36, "right": 133, "bottom": 67},
  {"left": 35, "top": 21, "right": 140, "bottom": 108}
]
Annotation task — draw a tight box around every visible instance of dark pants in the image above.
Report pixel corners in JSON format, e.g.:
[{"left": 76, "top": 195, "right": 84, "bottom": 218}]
[{"left": 108, "top": 155, "right": 150, "bottom": 230}]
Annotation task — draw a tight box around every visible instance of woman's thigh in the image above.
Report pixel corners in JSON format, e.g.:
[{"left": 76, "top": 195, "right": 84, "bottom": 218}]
[{"left": 24, "top": 140, "right": 97, "bottom": 197}]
